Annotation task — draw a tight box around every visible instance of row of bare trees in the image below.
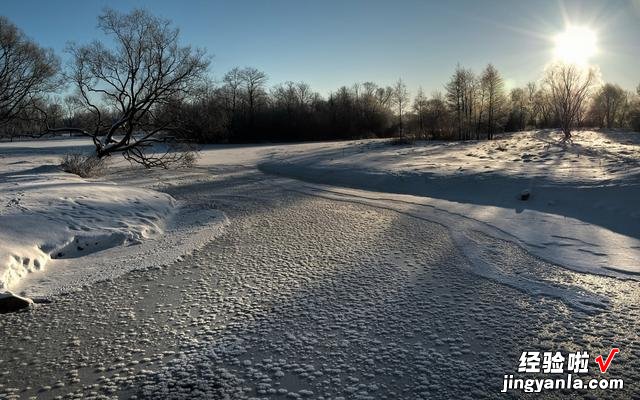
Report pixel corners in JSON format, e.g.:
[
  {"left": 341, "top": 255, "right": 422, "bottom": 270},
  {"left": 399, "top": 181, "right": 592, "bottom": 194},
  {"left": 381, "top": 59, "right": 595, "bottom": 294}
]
[
  {"left": 507, "top": 71, "right": 640, "bottom": 139},
  {"left": 440, "top": 62, "right": 640, "bottom": 142},
  {"left": 178, "top": 62, "right": 640, "bottom": 144},
  {"left": 1, "top": 8, "right": 640, "bottom": 167},
  {"left": 164, "top": 74, "right": 405, "bottom": 143},
  {"left": 590, "top": 83, "right": 636, "bottom": 130},
  {"left": 444, "top": 64, "right": 507, "bottom": 141}
]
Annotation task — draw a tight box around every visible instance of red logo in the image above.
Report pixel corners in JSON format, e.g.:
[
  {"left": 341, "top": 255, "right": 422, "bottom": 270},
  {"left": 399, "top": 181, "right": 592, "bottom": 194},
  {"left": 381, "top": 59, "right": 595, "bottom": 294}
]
[{"left": 595, "top": 348, "right": 619, "bottom": 373}]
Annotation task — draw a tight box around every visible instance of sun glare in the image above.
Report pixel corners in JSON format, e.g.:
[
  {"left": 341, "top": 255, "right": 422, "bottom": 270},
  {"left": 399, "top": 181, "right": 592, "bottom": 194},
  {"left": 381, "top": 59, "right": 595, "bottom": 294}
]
[{"left": 553, "top": 26, "right": 598, "bottom": 65}]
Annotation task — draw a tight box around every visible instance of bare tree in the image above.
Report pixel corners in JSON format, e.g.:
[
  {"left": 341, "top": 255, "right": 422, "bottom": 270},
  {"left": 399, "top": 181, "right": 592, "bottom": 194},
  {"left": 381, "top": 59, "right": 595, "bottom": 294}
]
[
  {"left": 632, "top": 85, "right": 640, "bottom": 132},
  {"left": 295, "top": 82, "right": 313, "bottom": 109},
  {"left": 464, "top": 71, "right": 478, "bottom": 140},
  {"left": 375, "top": 86, "right": 393, "bottom": 109},
  {"left": 46, "top": 8, "right": 209, "bottom": 167},
  {"left": 509, "top": 88, "right": 527, "bottom": 131},
  {"left": 480, "top": 64, "right": 506, "bottom": 140},
  {"left": 221, "top": 67, "right": 243, "bottom": 114},
  {"left": 544, "top": 63, "right": 597, "bottom": 141},
  {"left": 361, "top": 81, "right": 379, "bottom": 115},
  {"left": 412, "top": 87, "right": 428, "bottom": 138},
  {"left": 446, "top": 65, "right": 476, "bottom": 140},
  {"left": 475, "top": 75, "right": 486, "bottom": 140},
  {"left": 0, "top": 16, "right": 59, "bottom": 127},
  {"left": 446, "top": 67, "right": 464, "bottom": 139},
  {"left": 526, "top": 82, "right": 538, "bottom": 126},
  {"left": 592, "top": 83, "right": 626, "bottom": 129},
  {"left": 424, "top": 91, "right": 449, "bottom": 139},
  {"left": 393, "top": 78, "right": 409, "bottom": 135},
  {"left": 239, "top": 67, "right": 267, "bottom": 127},
  {"left": 272, "top": 81, "right": 298, "bottom": 126},
  {"left": 359, "top": 82, "right": 390, "bottom": 131},
  {"left": 532, "top": 86, "right": 554, "bottom": 128}
]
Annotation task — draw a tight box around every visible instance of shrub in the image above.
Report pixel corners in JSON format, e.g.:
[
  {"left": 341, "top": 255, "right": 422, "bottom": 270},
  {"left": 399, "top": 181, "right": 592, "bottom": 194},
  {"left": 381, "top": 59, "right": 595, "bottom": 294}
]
[
  {"left": 178, "top": 150, "right": 198, "bottom": 168},
  {"left": 388, "top": 135, "right": 416, "bottom": 146},
  {"left": 60, "top": 153, "right": 106, "bottom": 178}
]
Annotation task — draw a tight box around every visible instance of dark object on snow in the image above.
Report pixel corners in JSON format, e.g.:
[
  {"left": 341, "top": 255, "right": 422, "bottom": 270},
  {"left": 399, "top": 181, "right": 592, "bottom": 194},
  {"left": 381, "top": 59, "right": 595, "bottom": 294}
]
[
  {"left": 520, "top": 189, "right": 531, "bottom": 201},
  {"left": 0, "top": 292, "right": 33, "bottom": 314}
]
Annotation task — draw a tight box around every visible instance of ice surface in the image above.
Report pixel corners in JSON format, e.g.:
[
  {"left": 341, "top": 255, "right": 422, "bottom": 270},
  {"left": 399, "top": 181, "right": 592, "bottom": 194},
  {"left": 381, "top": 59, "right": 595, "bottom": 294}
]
[{"left": 258, "top": 130, "right": 640, "bottom": 278}]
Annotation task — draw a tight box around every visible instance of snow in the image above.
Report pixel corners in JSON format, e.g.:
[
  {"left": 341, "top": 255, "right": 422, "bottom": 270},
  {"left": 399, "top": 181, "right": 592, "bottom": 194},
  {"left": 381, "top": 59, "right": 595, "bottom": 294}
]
[
  {"left": 0, "top": 168, "right": 174, "bottom": 290},
  {"left": 0, "top": 139, "right": 227, "bottom": 298},
  {"left": 257, "top": 130, "right": 640, "bottom": 279},
  {"left": 1, "top": 129, "right": 638, "bottom": 300},
  {"left": 2, "top": 132, "right": 640, "bottom": 398}
]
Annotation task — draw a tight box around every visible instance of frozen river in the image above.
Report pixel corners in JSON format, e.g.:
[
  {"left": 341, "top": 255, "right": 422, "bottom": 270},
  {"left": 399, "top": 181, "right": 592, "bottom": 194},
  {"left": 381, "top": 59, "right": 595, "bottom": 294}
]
[{"left": 1, "top": 164, "right": 638, "bottom": 399}]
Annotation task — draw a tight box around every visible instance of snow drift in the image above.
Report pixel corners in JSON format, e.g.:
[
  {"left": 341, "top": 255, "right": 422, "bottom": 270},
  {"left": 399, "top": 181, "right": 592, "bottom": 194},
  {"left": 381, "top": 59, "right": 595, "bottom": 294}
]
[
  {"left": 0, "top": 165, "right": 175, "bottom": 291},
  {"left": 0, "top": 152, "right": 228, "bottom": 298}
]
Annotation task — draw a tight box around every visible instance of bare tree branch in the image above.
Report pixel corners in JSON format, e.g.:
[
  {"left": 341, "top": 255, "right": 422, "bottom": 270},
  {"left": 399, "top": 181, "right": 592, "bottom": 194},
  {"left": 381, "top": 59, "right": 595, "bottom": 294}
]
[{"left": 0, "top": 16, "right": 59, "bottom": 128}]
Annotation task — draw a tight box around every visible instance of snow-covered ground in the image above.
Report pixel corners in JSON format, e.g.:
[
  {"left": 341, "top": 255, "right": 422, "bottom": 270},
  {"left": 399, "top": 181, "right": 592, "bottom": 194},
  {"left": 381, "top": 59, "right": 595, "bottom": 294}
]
[
  {"left": 259, "top": 130, "right": 640, "bottom": 279},
  {"left": 0, "top": 139, "right": 227, "bottom": 298},
  {"left": 2, "top": 130, "right": 638, "bottom": 299}
]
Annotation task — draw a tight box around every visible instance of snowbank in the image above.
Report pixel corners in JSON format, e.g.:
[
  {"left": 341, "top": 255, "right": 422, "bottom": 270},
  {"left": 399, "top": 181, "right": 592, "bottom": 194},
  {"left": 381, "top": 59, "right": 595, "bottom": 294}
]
[
  {"left": 0, "top": 166, "right": 175, "bottom": 291},
  {"left": 259, "top": 130, "right": 640, "bottom": 279},
  {"left": 14, "top": 200, "right": 228, "bottom": 298},
  {"left": 0, "top": 144, "right": 228, "bottom": 298}
]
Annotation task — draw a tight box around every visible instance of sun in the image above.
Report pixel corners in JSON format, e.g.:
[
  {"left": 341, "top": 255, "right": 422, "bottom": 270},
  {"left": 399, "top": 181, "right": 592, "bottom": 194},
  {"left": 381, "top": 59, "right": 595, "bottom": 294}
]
[{"left": 553, "top": 26, "right": 598, "bottom": 66}]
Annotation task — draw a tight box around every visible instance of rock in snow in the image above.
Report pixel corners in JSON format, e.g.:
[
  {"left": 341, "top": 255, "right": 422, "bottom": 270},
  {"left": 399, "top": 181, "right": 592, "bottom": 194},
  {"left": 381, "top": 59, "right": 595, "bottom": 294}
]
[{"left": 0, "top": 292, "right": 33, "bottom": 313}]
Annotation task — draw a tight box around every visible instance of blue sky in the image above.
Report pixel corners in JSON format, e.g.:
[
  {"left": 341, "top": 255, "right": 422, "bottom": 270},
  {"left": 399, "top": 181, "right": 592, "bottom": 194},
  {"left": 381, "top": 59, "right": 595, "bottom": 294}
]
[{"left": 2, "top": 0, "right": 639, "bottom": 95}]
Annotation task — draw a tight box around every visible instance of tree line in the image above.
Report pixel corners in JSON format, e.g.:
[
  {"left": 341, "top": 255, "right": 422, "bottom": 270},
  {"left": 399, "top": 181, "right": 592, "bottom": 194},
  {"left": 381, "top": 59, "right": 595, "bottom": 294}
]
[{"left": 1, "top": 9, "right": 639, "bottom": 166}]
